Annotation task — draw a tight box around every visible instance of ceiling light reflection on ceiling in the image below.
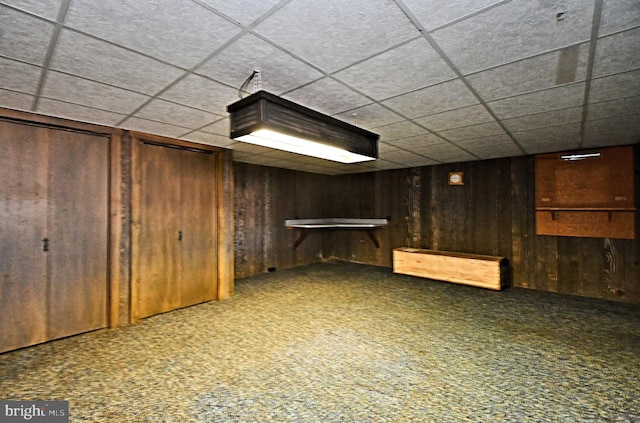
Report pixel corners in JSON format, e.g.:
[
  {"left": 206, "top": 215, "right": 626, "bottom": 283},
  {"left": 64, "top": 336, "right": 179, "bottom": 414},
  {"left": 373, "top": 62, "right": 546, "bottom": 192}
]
[{"left": 227, "top": 90, "right": 378, "bottom": 164}]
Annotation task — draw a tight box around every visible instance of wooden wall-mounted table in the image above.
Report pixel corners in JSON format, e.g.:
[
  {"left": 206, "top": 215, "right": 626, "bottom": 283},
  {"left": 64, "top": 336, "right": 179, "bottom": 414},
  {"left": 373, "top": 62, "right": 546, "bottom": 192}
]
[{"left": 285, "top": 218, "right": 388, "bottom": 249}]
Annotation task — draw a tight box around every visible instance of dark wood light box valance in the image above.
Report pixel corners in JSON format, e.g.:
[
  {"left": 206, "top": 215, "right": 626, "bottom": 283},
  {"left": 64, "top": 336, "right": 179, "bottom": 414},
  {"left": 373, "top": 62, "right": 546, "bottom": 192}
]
[{"left": 535, "top": 145, "right": 636, "bottom": 239}]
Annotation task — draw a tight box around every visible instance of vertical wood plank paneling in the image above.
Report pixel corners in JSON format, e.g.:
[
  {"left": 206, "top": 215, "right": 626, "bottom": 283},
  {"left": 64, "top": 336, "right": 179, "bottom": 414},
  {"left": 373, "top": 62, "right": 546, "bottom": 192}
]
[
  {"left": 233, "top": 151, "right": 640, "bottom": 304},
  {"left": 294, "top": 170, "right": 321, "bottom": 265},
  {"left": 535, "top": 235, "right": 560, "bottom": 293},
  {"left": 217, "top": 149, "right": 234, "bottom": 299},
  {"left": 262, "top": 167, "right": 274, "bottom": 270},
  {"left": 233, "top": 164, "right": 328, "bottom": 278},
  {"left": 233, "top": 162, "right": 249, "bottom": 278},
  {"left": 495, "top": 158, "right": 514, "bottom": 259},
  {"left": 603, "top": 238, "right": 624, "bottom": 296},
  {"left": 373, "top": 169, "right": 410, "bottom": 266},
  {"left": 406, "top": 168, "right": 422, "bottom": 248},
  {"left": 471, "top": 161, "right": 498, "bottom": 255},
  {"left": 511, "top": 156, "right": 537, "bottom": 289},
  {"left": 429, "top": 166, "right": 442, "bottom": 251},
  {"left": 109, "top": 131, "right": 131, "bottom": 327}
]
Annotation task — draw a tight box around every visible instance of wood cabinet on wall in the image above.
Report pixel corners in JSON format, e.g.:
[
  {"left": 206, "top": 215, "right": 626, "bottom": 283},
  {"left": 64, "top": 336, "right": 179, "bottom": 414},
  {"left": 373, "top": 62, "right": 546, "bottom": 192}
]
[
  {"left": 131, "top": 135, "right": 218, "bottom": 322},
  {"left": 0, "top": 120, "right": 109, "bottom": 353}
]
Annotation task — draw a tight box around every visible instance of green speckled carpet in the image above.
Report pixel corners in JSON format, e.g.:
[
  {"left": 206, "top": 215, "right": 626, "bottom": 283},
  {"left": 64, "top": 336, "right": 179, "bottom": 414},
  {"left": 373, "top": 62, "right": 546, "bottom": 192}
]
[{"left": 1, "top": 261, "right": 639, "bottom": 422}]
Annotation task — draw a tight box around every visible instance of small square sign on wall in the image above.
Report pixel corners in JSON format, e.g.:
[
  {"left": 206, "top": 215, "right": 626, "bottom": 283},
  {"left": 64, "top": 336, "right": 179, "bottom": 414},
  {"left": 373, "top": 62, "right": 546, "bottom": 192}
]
[{"left": 448, "top": 171, "right": 464, "bottom": 185}]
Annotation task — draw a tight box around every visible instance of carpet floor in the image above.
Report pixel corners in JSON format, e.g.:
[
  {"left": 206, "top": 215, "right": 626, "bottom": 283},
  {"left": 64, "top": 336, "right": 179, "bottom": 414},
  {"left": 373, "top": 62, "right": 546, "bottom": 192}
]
[{"left": 1, "top": 261, "right": 639, "bottom": 422}]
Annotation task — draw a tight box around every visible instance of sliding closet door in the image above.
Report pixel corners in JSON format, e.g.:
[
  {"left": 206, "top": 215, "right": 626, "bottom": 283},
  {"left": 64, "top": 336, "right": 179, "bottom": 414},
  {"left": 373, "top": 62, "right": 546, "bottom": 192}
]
[
  {"left": 180, "top": 148, "right": 217, "bottom": 308},
  {"left": 132, "top": 140, "right": 218, "bottom": 321},
  {"left": 47, "top": 131, "right": 109, "bottom": 339},
  {"left": 0, "top": 122, "right": 49, "bottom": 352},
  {"left": 0, "top": 121, "right": 109, "bottom": 353},
  {"left": 135, "top": 142, "right": 183, "bottom": 319}
]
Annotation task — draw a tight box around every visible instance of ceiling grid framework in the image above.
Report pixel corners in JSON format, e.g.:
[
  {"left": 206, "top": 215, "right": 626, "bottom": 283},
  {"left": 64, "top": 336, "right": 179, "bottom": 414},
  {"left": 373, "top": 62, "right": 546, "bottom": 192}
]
[{"left": 0, "top": 0, "right": 638, "bottom": 175}]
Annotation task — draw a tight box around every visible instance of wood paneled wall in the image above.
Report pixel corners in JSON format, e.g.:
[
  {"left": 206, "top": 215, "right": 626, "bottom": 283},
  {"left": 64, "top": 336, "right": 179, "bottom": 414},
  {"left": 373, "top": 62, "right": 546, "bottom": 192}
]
[
  {"left": 233, "top": 162, "right": 333, "bottom": 278},
  {"left": 234, "top": 148, "right": 640, "bottom": 304}
]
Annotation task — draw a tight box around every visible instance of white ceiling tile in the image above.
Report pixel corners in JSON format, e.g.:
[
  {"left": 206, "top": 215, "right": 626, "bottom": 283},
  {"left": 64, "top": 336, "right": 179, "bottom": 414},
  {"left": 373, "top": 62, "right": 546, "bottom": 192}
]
[
  {"left": 160, "top": 74, "right": 238, "bottom": 115},
  {"left": 503, "top": 107, "right": 582, "bottom": 132},
  {"left": 599, "top": 0, "right": 640, "bottom": 36},
  {"left": 253, "top": 0, "right": 417, "bottom": 73},
  {"left": 411, "top": 142, "right": 475, "bottom": 159},
  {"left": 64, "top": 0, "right": 242, "bottom": 68},
  {"left": 456, "top": 134, "right": 515, "bottom": 149},
  {"left": 334, "top": 104, "right": 403, "bottom": 129},
  {"left": 334, "top": 37, "right": 456, "bottom": 100},
  {"left": 263, "top": 149, "right": 303, "bottom": 160},
  {"left": 471, "top": 143, "right": 524, "bottom": 159},
  {"left": 0, "top": 57, "right": 41, "bottom": 93},
  {"left": 36, "top": 98, "right": 126, "bottom": 126},
  {"left": 467, "top": 43, "right": 590, "bottom": 101},
  {"left": 377, "top": 142, "right": 401, "bottom": 153},
  {"left": 387, "top": 133, "right": 445, "bottom": 150},
  {"left": 402, "top": 0, "right": 500, "bottom": 31},
  {"left": 438, "top": 122, "right": 506, "bottom": 142},
  {"left": 586, "top": 113, "right": 640, "bottom": 132},
  {"left": 515, "top": 123, "right": 582, "bottom": 153},
  {"left": 201, "top": 118, "right": 229, "bottom": 136},
  {"left": 382, "top": 79, "right": 478, "bottom": 119},
  {"left": 583, "top": 115, "right": 640, "bottom": 147},
  {"left": 195, "top": 33, "right": 323, "bottom": 94},
  {"left": 121, "top": 117, "right": 191, "bottom": 138},
  {"left": 134, "top": 99, "right": 221, "bottom": 129},
  {"left": 0, "top": 7, "right": 54, "bottom": 64},
  {"left": 0, "top": 88, "right": 33, "bottom": 110},
  {"left": 0, "top": 0, "right": 637, "bottom": 175},
  {"left": 197, "top": 0, "right": 282, "bottom": 25},
  {"left": 233, "top": 153, "right": 282, "bottom": 165},
  {"left": 361, "top": 159, "right": 410, "bottom": 171},
  {"left": 589, "top": 70, "right": 640, "bottom": 103},
  {"left": 380, "top": 149, "right": 428, "bottom": 164},
  {"left": 392, "top": 155, "right": 441, "bottom": 167},
  {"left": 374, "top": 120, "right": 428, "bottom": 141},
  {"left": 285, "top": 78, "right": 371, "bottom": 115},
  {"left": 230, "top": 142, "right": 273, "bottom": 155},
  {"left": 521, "top": 142, "right": 571, "bottom": 155},
  {"left": 414, "top": 105, "right": 495, "bottom": 132},
  {"left": 488, "top": 83, "right": 585, "bottom": 119},
  {"left": 50, "top": 30, "right": 184, "bottom": 95},
  {"left": 41, "top": 71, "right": 150, "bottom": 114},
  {"left": 588, "top": 96, "right": 640, "bottom": 120},
  {"left": 2, "top": 0, "right": 62, "bottom": 20},
  {"left": 181, "top": 131, "right": 234, "bottom": 148},
  {"left": 592, "top": 27, "right": 640, "bottom": 78},
  {"left": 432, "top": 0, "right": 594, "bottom": 73}
]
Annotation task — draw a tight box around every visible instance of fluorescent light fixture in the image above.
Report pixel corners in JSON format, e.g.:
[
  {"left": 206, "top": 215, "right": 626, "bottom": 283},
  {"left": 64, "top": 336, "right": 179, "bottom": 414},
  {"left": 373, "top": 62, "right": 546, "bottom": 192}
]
[
  {"left": 560, "top": 152, "right": 601, "bottom": 161},
  {"left": 227, "top": 90, "right": 378, "bottom": 163}
]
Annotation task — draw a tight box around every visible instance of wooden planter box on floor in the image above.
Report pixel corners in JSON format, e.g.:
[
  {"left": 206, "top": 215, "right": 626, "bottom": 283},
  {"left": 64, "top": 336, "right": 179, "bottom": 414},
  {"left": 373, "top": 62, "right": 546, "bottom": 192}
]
[{"left": 393, "top": 248, "right": 508, "bottom": 290}]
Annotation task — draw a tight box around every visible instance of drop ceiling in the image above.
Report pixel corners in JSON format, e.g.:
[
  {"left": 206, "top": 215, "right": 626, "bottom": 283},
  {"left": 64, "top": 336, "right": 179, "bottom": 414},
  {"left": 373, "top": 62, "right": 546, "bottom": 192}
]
[{"left": 1, "top": 0, "right": 638, "bottom": 175}]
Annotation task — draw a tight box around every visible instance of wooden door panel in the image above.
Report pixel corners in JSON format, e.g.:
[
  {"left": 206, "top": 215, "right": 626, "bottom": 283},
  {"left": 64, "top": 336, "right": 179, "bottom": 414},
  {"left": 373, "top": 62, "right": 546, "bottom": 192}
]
[
  {"left": 47, "top": 131, "right": 109, "bottom": 339},
  {"left": 180, "top": 150, "right": 217, "bottom": 307},
  {"left": 134, "top": 142, "right": 182, "bottom": 319},
  {"left": 0, "top": 122, "right": 49, "bottom": 352}
]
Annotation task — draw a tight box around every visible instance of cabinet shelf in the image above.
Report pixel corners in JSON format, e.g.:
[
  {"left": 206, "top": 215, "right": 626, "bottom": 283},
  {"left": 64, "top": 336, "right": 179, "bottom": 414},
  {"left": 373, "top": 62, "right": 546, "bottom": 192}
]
[
  {"left": 536, "top": 207, "right": 636, "bottom": 223},
  {"left": 536, "top": 207, "right": 635, "bottom": 211},
  {"left": 534, "top": 146, "right": 635, "bottom": 239}
]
